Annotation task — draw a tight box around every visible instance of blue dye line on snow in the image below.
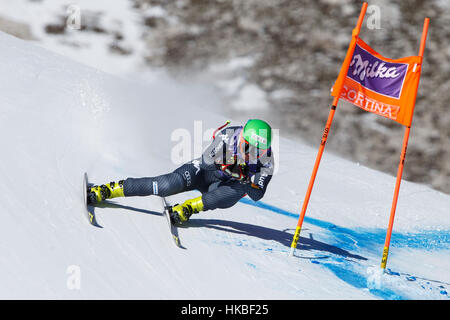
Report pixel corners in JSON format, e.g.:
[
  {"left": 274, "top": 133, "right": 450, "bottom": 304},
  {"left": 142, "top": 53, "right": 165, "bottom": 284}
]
[
  {"left": 239, "top": 198, "right": 450, "bottom": 300},
  {"left": 239, "top": 198, "right": 450, "bottom": 251}
]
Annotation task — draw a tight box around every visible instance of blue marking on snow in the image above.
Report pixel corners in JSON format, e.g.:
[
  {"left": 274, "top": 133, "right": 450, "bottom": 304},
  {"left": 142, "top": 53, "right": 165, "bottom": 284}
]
[
  {"left": 239, "top": 198, "right": 450, "bottom": 251},
  {"left": 239, "top": 198, "right": 450, "bottom": 300},
  {"left": 320, "top": 261, "right": 404, "bottom": 300}
]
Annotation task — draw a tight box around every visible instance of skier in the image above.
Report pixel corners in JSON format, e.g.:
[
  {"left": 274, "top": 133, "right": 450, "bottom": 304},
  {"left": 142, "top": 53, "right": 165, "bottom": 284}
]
[{"left": 87, "top": 119, "right": 274, "bottom": 224}]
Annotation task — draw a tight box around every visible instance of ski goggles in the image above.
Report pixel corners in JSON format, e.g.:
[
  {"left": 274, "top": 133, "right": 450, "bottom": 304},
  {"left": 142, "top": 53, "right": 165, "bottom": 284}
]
[{"left": 238, "top": 131, "right": 268, "bottom": 164}]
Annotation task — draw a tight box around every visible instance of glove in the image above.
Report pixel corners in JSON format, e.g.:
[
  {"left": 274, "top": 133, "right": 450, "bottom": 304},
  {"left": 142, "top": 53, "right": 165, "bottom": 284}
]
[
  {"left": 218, "top": 163, "right": 249, "bottom": 182},
  {"left": 249, "top": 175, "right": 261, "bottom": 189},
  {"left": 249, "top": 172, "right": 270, "bottom": 190}
]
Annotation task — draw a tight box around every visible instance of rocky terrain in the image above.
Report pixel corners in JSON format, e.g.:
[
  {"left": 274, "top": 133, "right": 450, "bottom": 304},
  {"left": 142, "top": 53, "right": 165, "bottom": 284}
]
[
  {"left": 133, "top": 0, "right": 450, "bottom": 194},
  {"left": 1, "top": 0, "right": 449, "bottom": 194}
]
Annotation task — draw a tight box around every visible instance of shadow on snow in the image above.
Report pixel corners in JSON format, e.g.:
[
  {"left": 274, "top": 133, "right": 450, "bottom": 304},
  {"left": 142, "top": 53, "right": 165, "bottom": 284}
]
[{"left": 185, "top": 218, "right": 367, "bottom": 261}]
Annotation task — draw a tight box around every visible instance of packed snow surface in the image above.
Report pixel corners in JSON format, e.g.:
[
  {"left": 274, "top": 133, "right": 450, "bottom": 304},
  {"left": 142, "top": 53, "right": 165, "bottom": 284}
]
[{"left": 0, "top": 32, "right": 449, "bottom": 300}]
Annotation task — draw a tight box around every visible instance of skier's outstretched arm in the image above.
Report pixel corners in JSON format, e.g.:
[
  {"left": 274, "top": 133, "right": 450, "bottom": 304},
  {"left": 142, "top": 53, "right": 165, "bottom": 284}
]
[{"left": 245, "top": 172, "right": 272, "bottom": 202}]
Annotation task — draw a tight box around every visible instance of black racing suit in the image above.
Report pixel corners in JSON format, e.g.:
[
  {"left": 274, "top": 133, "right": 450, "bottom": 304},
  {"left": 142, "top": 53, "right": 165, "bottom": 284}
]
[{"left": 122, "top": 126, "right": 274, "bottom": 211}]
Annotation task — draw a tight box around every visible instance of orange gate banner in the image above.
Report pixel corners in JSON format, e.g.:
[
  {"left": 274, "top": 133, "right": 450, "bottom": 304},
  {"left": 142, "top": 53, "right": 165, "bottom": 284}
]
[{"left": 331, "top": 37, "right": 422, "bottom": 126}]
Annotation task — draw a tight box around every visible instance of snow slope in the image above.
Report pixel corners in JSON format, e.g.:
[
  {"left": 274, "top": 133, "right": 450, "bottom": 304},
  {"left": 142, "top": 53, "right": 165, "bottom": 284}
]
[{"left": 0, "top": 31, "right": 449, "bottom": 300}]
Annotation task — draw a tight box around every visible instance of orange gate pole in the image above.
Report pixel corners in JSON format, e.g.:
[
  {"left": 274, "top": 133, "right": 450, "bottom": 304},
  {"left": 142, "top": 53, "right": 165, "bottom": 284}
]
[
  {"left": 380, "top": 17, "right": 429, "bottom": 270},
  {"left": 289, "top": 2, "right": 368, "bottom": 256}
]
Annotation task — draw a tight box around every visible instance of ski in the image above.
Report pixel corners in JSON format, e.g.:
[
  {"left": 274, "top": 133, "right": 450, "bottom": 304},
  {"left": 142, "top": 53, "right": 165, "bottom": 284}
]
[
  {"left": 161, "top": 197, "right": 183, "bottom": 248},
  {"left": 83, "top": 172, "right": 102, "bottom": 228}
]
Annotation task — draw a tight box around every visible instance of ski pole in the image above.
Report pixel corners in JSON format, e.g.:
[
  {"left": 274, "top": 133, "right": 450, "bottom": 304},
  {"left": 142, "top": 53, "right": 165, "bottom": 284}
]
[
  {"left": 289, "top": 2, "right": 368, "bottom": 257},
  {"left": 380, "top": 17, "right": 429, "bottom": 271}
]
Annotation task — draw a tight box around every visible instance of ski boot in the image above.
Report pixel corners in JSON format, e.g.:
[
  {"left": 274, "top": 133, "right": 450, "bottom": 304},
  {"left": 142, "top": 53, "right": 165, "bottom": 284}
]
[
  {"left": 169, "top": 196, "right": 204, "bottom": 224},
  {"left": 87, "top": 180, "right": 125, "bottom": 204}
]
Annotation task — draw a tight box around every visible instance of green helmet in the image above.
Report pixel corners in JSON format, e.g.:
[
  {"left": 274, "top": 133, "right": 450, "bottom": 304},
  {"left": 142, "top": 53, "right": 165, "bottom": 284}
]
[{"left": 242, "top": 119, "right": 272, "bottom": 150}]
